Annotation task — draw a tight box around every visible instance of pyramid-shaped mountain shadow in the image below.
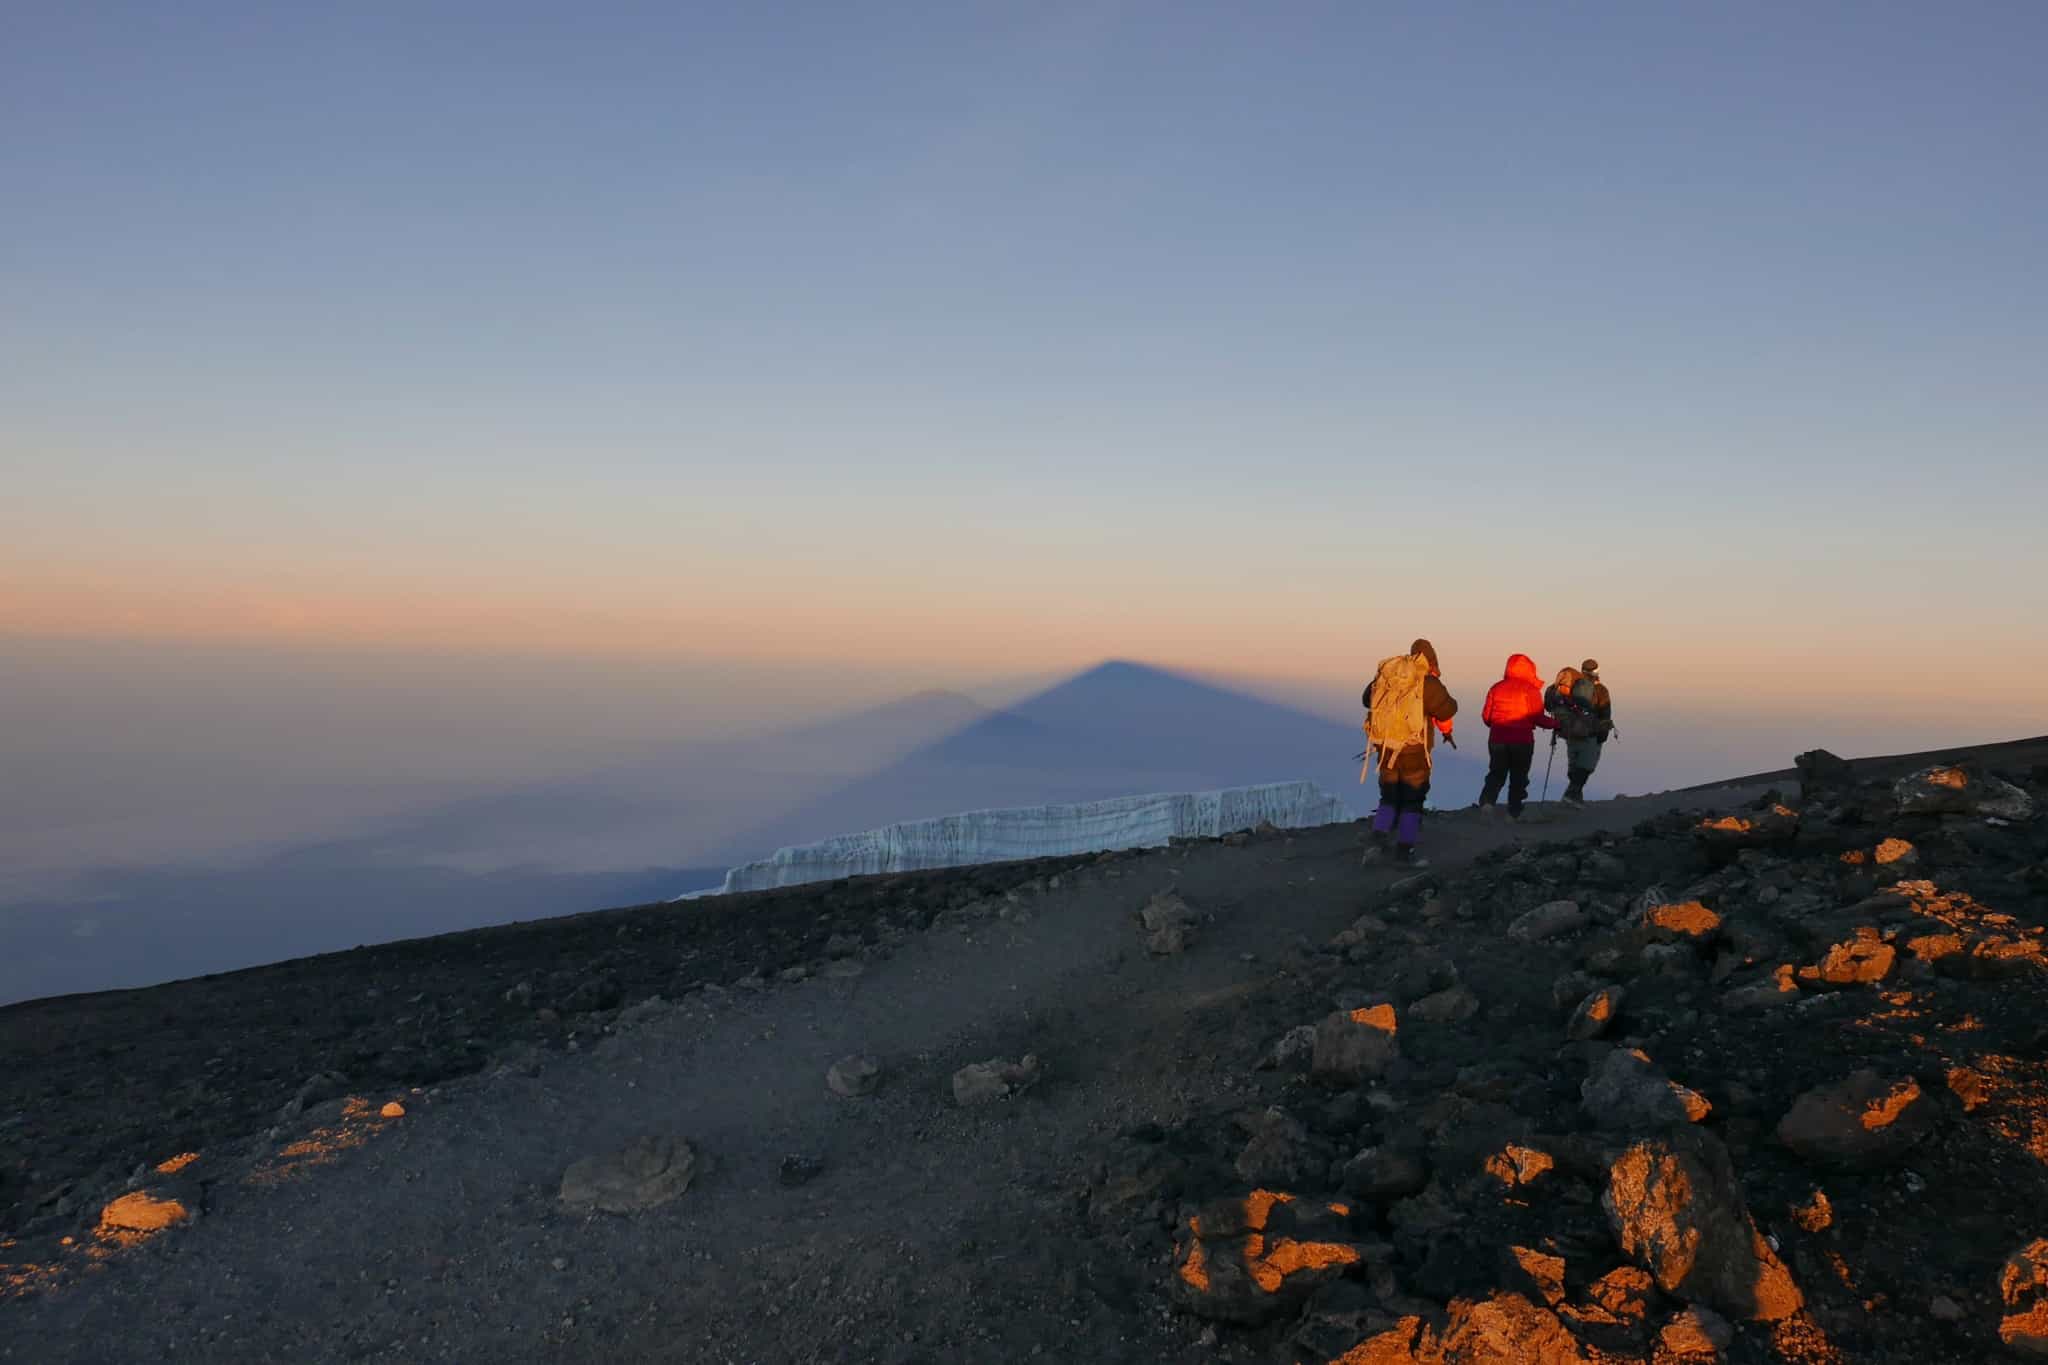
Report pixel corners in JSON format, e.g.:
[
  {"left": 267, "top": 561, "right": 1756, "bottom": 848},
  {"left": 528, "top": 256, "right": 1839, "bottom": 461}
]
[{"left": 711, "top": 661, "right": 1484, "bottom": 865}]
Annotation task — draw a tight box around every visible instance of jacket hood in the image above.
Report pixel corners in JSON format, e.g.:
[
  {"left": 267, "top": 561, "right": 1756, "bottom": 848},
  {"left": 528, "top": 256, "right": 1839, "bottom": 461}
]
[
  {"left": 1410, "top": 638, "right": 1440, "bottom": 675},
  {"left": 1502, "top": 654, "right": 1539, "bottom": 685}
]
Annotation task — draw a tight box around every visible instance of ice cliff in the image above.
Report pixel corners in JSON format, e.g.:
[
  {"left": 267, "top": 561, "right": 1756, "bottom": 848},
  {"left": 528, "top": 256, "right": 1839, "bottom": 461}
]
[{"left": 689, "top": 780, "right": 1351, "bottom": 897}]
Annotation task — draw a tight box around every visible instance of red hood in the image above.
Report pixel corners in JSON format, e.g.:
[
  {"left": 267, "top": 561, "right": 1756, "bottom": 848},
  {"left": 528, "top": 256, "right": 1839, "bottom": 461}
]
[{"left": 1502, "top": 654, "right": 1539, "bottom": 685}]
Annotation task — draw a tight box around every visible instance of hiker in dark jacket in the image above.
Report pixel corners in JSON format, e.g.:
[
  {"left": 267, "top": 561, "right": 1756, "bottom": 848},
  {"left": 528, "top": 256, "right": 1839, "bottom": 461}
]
[
  {"left": 1544, "top": 658, "right": 1615, "bottom": 805},
  {"left": 1359, "top": 637, "right": 1458, "bottom": 867},
  {"left": 1478, "top": 653, "right": 1556, "bottom": 818}
]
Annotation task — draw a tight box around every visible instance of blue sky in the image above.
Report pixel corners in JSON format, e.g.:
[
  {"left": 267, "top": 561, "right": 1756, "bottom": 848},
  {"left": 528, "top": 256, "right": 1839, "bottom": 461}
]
[{"left": 6, "top": 1, "right": 2045, "bottom": 695}]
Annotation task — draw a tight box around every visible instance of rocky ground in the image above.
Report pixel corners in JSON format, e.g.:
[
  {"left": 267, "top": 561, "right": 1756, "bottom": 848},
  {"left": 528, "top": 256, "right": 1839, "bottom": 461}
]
[{"left": 4, "top": 739, "right": 2047, "bottom": 1363}]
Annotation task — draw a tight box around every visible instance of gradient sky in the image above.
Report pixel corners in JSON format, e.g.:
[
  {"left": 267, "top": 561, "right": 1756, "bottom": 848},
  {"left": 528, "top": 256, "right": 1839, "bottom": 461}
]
[{"left": 8, "top": 2, "right": 2048, "bottom": 718}]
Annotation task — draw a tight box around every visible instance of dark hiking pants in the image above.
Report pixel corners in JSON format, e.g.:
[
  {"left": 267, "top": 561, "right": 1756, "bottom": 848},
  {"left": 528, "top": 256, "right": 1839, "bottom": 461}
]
[{"left": 1480, "top": 741, "right": 1535, "bottom": 815}]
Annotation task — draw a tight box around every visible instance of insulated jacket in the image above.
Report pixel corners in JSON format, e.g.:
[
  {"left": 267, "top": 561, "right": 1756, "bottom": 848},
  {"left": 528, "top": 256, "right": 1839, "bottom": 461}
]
[{"left": 1481, "top": 653, "right": 1556, "bottom": 746}]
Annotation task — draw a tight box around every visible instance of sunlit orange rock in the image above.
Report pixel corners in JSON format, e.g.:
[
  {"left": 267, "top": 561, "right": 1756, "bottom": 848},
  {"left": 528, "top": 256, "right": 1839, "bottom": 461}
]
[
  {"left": 95, "top": 1192, "right": 189, "bottom": 1248},
  {"left": 1507, "top": 1245, "right": 1567, "bottom": 1306},
  {"left": 1438, "top": 1290, "right": 1589, "bottom": 1363},
  {"left": 1778, "top": 1071, "right": 1931, "bottom": 1167},
  {"left": 380, "top": 1101, "right": 406, "bottom": 1119},
  {"left": 1603, "top": 1129, "right": 1803, "bottom": 1322},
  {"left": 1798, "top": 928, "right": 1895, "bottom": 987},
  {"left": 1587, "top": 1266, "right": 1655, "bottom": 1322},
  {"left": 154, "top": 1152, "right": 199, "bottom": 1175},
  {"left": 1696, "top": 805, "right": 1799, "bottom": 863},
  {"left": 1873, "top": 837, "right": 1917, "bottom": 866},
  {"left": 1173, "top": 1190, "right": 1367, "bottom": 1323},
  {"left": 1790, "top": 1189, "right": 1833, "bottom": 1232},
  {"left": 1641, "top": 901, "right": 1723, "bottom": 943},
  {"left": 1484, "top": 1144, "right": 1556, "bottom": 1191},
  {"left": 1327, "top": 1315, "right": 1437, "bottom": 1364},
  {"left": 2001, "top": 1240, "right": 2048, "bottom": 1357},
  {"left": 1656, "top": 1305, "right": 1733, "bottom": 1360},
  {"left": 1947, "top": 1066, "right": 1989, "bottom": 1112}
]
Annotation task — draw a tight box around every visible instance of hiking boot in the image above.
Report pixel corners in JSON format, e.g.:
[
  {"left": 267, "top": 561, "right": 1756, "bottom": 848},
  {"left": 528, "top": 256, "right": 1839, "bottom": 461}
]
[
  {"left": 1561, "top": 792, "right": 1585, "bottom": 808},
  {"left": 1397, "top": 846, "right": 1429, "bottom": 868},
  {"left": 1477, "top": 803, "right": 1499, "bottom": 818},
  {"left": 1359, "top": 842, "right": 1388, "bottom": 867}
]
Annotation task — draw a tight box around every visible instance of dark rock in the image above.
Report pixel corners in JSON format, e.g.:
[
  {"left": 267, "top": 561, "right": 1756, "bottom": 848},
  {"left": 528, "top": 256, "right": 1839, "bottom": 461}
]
[
  {"left": 1582, "top": 1049, "right": 1711, "bottom": 1131},
  {"left": 1312, "top": 1005, "right": 1401, "bottom": 1085},
  {"left": 559, "top": 1136, "right": 695, "bottom": 1213},
  {"left": 1777, "top": 1070, "right": 1932, "bottom": 1167}
]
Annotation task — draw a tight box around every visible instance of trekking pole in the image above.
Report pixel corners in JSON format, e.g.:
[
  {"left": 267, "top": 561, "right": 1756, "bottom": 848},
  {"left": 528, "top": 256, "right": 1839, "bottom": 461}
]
[{"left": 1540, "top": 733, "right": 1558, "bottom": 803}]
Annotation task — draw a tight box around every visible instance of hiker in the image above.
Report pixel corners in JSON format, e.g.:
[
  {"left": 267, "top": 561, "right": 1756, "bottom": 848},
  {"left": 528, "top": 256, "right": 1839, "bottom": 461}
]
[
  {"left": 1544, "top": 658, "right": 1616, "bottom": 805},
  {"left": 1478, "top": 653, "right": 1556, "bottom": 818},
  {"left": 1359, "top": 638, "right": 1458, "bottom": 866}
]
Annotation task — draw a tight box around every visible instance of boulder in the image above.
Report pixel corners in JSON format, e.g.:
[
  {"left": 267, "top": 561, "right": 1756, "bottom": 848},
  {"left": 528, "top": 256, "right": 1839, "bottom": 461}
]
[
  {"left": 1567, "top": 986, "right": 1624, "bottom": 1040},
  {"left": 559, "top": 1136, "right": 696, "bottom": 1214},
  {"left": 951, "top": 1054, "right": 1042, "bottom": 1105},
  {"left": 1894, "top": 764, "right": 2035, "bottom": 821},
  {"left": 1602, "top": 1128, "right": 1804, "bottom": 1321},
  {"left": 1313, "top": 1005, "right": 1401, "bottom": 1085},
  {"left": 1581, "top": 1049, "right": 1712, "bottom": 1131},
  {"left": 1777, "top": 1070, "right": 1931, "bottom": 1167},
  {"left": 1508, "top": 900, "right": 1588, "bottom": 943},
  {"left": 1438, "top": 1290, "right": 1589, "bottom": 1363},
  {"left": 2001, "top": 1239, "right": 2048, "bottom": 1357}
]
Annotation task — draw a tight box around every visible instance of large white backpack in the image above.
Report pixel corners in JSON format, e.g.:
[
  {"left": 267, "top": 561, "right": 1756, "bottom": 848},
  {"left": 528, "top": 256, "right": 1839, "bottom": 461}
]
[{"left": 1362, "top": 652, "right": 1432, "bottom": 781}]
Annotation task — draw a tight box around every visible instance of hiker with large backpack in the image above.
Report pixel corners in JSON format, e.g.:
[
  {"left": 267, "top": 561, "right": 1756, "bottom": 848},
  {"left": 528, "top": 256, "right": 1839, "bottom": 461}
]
[
  {"left": 1543, "top": 658, "right": 1616, "bottom": 805},
  {"left": 1359, "top": 638, "right": 1459, "bottom": 867},
  {"left": 1478, "top": 653, "right": 1557, "bottom": 818}
]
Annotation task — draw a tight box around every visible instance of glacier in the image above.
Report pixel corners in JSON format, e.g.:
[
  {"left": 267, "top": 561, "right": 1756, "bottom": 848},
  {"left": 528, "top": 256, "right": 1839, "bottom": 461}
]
[{"left": 686, "top": 780, "right": 1352, "bottom": 897}]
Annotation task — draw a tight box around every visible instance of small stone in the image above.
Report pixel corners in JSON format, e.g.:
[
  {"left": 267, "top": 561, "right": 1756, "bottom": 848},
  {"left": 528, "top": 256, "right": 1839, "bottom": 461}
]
[
  {"left": 1930, "top": 1294, "right": 1964, "bottom": 1322},
  {"left": 551, "top": 1256, "right": 569, "bottom": 1272},
  {"left": 778, "top": 1154, "right": 825, "bottom": 1187},
  {"left": 379, "top": 1101, "right": 406, "bottom": 1119},
  {"left": 826, "top": 1055, "right": 881, "bottom": 1098},
  {"left": 1257, "top": 1024, "right": 1319, "bottom": 1072},
  {"left": 504, "top": 982, "right": 534, "bottom": 1007},
  {"left": 778, "top": 965, "right": 811, "bottom": 983}
]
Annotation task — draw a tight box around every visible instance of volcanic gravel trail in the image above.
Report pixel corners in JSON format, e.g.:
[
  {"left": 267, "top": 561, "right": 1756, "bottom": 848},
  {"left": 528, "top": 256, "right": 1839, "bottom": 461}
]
[{"left": 2, "top": 786, "right": 1772, "bottom": 1364}]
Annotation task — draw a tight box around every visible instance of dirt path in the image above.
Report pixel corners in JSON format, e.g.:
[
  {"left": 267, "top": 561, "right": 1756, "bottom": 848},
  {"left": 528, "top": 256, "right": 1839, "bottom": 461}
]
[{"left": 1, "top": 785, "right": 1774, "bottom": 1364}]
